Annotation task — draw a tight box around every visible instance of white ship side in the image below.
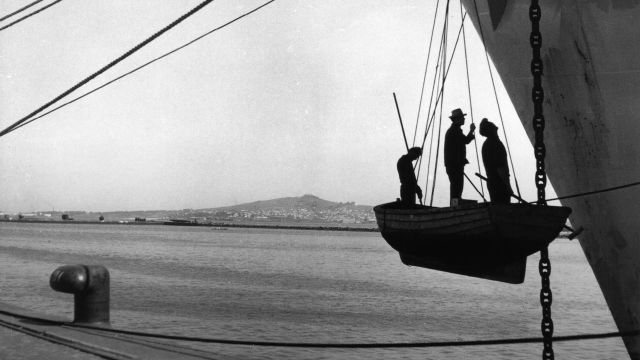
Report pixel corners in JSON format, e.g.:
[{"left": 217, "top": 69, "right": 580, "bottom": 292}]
[{"left": 460, "top": 1, "right": 640, "bottom": 359}]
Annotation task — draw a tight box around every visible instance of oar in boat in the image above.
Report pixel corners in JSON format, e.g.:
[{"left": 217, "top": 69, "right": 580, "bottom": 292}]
[
  {"left": 463, "top": 172, "right": 487, "bottom": 202},
  {"left": 393, "top": 92, "right": 410, "bottom": 152},
  {"left": 474, "top": 173, "right": 583, "bottom": 239}
]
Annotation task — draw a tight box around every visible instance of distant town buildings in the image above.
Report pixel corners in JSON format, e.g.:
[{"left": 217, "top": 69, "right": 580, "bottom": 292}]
[
  {"left": 0, "top": 196, "right": 377, "bottom": 225},
  {"left": 202, "top": 206, "right": 375, "bottom": 224}
]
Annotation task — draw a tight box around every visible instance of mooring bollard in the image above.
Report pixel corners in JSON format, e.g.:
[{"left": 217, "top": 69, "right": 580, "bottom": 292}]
[{"left": 50, "top": 265, "right": 110, "bottom": 326}]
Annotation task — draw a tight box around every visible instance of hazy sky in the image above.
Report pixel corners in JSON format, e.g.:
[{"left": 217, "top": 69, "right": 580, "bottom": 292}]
[{"left": 0, "top": 0, "right": 555, "bottom": 212}]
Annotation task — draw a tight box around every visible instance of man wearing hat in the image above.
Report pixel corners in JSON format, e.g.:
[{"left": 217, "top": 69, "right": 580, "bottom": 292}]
[
  {"left": 444, "top": 108, "right": 475, "bottom": 205},
  {"left": 479, "top": 118, "right": 512, "bottom": 203}
]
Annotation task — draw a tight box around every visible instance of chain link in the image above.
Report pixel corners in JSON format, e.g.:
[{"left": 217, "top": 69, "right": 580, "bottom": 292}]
[{"left": 530, "top": 1, "right": 554, "bottom": 359}]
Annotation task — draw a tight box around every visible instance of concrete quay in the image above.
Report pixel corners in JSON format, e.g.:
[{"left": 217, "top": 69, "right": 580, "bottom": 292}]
[{"left": 0, "top": 302, "right": 227, "bottom": 360}]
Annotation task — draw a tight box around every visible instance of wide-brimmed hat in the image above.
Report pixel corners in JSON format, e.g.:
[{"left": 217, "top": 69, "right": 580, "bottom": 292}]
[{"left": 449, "top": 108, "right": 467, "bottom": 119}]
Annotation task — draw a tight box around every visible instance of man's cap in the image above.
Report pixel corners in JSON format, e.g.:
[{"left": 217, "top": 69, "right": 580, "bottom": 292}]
[
  {"left": 479, "top": 118, "right": 498, "bottom": 136},
  {"left": 408, "top": 147, "right": 423, "bottom": 156},
  {"left": 449, "top": 108, "right": 467, "bottom": 119}
]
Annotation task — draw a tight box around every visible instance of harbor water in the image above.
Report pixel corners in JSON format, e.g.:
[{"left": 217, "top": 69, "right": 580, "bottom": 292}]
[{"left": 0, "top": 222, "right": 627, "bottom": 359}]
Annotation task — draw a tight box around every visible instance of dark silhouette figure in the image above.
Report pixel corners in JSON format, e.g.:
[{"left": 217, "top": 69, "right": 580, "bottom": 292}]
[
  {"left": 397, "top": 147, "right": 423, "bottom": 206},
  {"left": 479, "top": 118, "right": 512, "bottom": 203},
  {"left": 444, "top": 108, "right": 475, "bottom": 203}
]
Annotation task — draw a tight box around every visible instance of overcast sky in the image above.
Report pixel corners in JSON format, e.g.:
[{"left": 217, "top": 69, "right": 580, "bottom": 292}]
[{"left": 0, "top": 0, "right": 555, "bottom": 212}]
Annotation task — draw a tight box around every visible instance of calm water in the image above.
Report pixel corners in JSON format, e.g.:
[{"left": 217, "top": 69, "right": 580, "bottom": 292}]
[{"left": 0, "top": 222, "right": 627, "bottom": 359}]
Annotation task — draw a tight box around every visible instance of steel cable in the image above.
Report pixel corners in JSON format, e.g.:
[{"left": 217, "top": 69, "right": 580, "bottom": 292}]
[
  {"left": 0, "top": 0, "right": 64, "bottom": 32},
  {"left": 0, "top": 0, "right": 45, "bottom": 22},
  {"left": 0, "top": 0, "right": 217, "bottom": 138},
  {"left": 8, "top": 0, "right": 277, "bottom": 135}
]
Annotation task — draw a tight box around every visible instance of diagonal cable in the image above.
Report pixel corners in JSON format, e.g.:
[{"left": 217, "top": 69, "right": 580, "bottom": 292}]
[
  {"left": 411, "top": 0, "right": 441, "bottom": 147},
  {"left": 0, "top": 0, "right": 217, "bottom": 138},
  {"left": 0, "top": 0, "right": 64, "bottom": 32},
  {"left": 9, "top": 0, "right": 277, "bottom": 134},
  {"left": 0, "top": 0, "right": 45, "bottom": 22}
]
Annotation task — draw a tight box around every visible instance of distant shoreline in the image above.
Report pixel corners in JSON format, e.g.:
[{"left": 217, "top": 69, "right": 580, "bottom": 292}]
[{"left": 0, "top": 219, "right": 379, "bottom": 232}]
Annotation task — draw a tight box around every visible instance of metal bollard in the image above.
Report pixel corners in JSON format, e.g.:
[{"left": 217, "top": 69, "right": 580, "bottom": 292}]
[{"left": 50, "top": 265, "right": 110, "bottom": 326}]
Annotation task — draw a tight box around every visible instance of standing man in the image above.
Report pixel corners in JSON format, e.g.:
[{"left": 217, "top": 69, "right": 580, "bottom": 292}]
[
  {"left": 397, "top": 147, "right": 423, "bottom": 206},
  {"left": 479, "top": 118, "right": 512, "bottom": 203},
  {"left": 444, "top": 108, "right": 476, "bottom": 205}
]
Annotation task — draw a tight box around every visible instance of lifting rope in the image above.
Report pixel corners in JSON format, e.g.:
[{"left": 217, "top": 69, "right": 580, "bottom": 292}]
[
  {"left": 417, "top": 18, "right": 447, "bottom": 199},
  {"left": 0, "top": 0, "right": 218, "bottom": 138},
  {"left": 458, "top": 0, "right": 485, "bottom": 198},
  {"left": 411, "top": 0, "right": 441, "bottom": 148},
  {"left": 411, "top": 8, "right": 469, "bottom": 204},
  {"left": 470, "top": 0, "right": 522, "bottom": 199},
  {"left": 0, "top": 308, "right": 638, "bottom": 349},
  {"left": 428, "top": 0, "right": 451, "bottom": 206}
]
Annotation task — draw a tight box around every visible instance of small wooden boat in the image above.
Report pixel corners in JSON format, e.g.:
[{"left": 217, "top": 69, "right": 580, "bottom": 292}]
[{"left": 374, "top": 201, "right": 571, "bottom": 283}]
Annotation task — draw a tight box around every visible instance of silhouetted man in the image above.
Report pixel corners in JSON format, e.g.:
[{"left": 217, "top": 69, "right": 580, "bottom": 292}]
[
  {"left": 444, "top": 108, "right": 475, "bottom": 205},
  {"left": 397, "top": 147, "right": 423, "bottom": 206},
  {"left": 479, "top": 118, "right": 512, "bottom": 203}
]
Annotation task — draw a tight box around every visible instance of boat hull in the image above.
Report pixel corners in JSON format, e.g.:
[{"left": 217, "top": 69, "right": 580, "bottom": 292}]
[{"left": 374, "top": 202, "right": 571, "bottom": 283}]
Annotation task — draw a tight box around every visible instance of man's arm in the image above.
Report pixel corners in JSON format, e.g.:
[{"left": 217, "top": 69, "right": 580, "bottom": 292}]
[{"left": 464, "top": 123, "right": 476, "bottom": 144}]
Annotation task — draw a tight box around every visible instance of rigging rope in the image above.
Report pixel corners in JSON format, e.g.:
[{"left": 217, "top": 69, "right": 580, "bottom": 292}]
[
  {"left": 415, "top": 11, "right": 467, "bottom": 200},
  {"left": 0, "top": 0, "right": 63, "bottom": 32},
  {"left": 0, "top": 0, "right": 45, "bottom": 22},
  {"left": 429, "top": 0, "right": 451, "bottom": 206},
  {"left": 411, "top": 0, "right": 441, "bottom": 147},
  {"left": 545, "top": 180, "right": 640, "bottom": 202},
  {"left": 0, "top": 0, "right": 217, "bottom": 138},
  {"left": 416, "top": 12, "right": 468, "bottom": 204},
  {"left": 8, "top": 0, "right": 277, "bottom": 135},
  {"left": 459, "top": 0, "right": 485, "bottom": 197},
  {"left": 1, "top": 308, "right": 638, "bottom": 349},
  {"left": 419, "top": 11, "right": 447, "bottom": 203},
  {"left": 470, "top": 0, "right": 522, "bottom": 199},
  {"left": 417, "top": 21, "right": 446, "bottom": 180}
]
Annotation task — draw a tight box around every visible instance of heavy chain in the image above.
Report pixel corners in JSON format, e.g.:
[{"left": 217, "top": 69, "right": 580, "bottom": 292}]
[{"left": 530, "top": 1, "right": 554, "bottom": 359}]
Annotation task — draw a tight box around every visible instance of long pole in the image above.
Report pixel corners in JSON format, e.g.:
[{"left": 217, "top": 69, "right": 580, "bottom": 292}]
[
  {"left": 393, "top": 93, "right": 423, "bottom": 205},
  {"left": 463, "top": 173, "right": 486, "bottom": 202},
  {"left": 393, "top": 93, "right": 410, "bottom": 152}
]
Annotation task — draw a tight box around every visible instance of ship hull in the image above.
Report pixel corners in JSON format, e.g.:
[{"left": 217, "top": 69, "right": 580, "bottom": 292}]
[{"left": 460, "top": 1, "right": 640, "bottom": 358}]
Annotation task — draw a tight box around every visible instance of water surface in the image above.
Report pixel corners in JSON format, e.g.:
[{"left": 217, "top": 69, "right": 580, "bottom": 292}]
[{"left": 0, "top": 222, "right": 626, "bottom": 359}]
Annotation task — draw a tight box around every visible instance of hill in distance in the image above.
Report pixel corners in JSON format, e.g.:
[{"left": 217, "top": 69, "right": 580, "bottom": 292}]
[
  {"left": 205, "top": 194, "right": 372, "bottom": 212},
  {"left": 27, "top": 194, "right": 374, "bottom": 222}
]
